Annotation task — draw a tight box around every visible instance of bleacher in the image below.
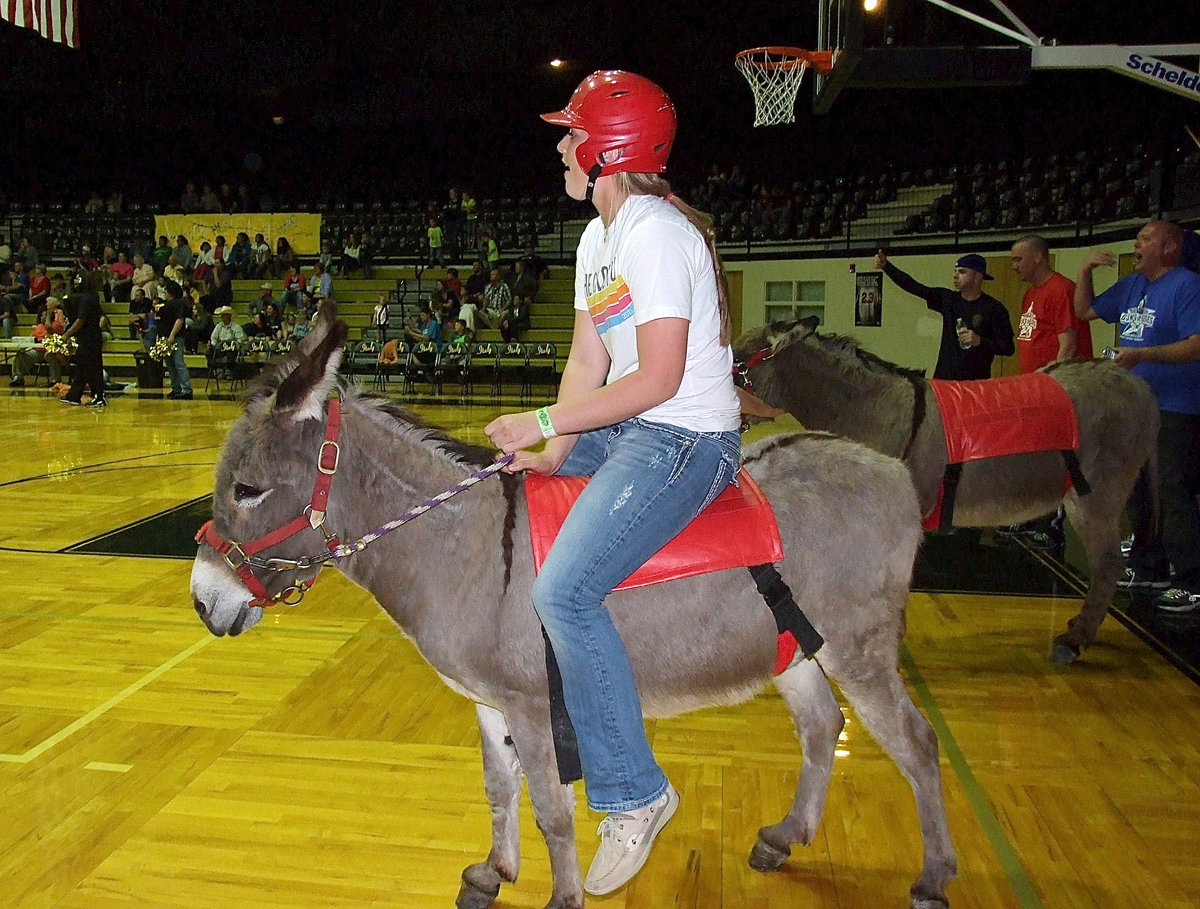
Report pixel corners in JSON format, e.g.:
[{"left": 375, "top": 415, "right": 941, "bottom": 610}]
[{"left": 89, "top": 266, "right": 575, "bottom": 397}]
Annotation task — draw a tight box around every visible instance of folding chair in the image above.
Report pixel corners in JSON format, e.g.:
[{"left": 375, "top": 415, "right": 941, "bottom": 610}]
[
  {"left": 465, "top": 342, "right": 498, "bottom": 399},
  {"left": 403, "top": 340, "right": 439, "bottom": 396},
  {"left": 435, "top": 343, "right": 470, "bottom": 398},
  {"left": 495, "top": 341, "right": 529, "bottom": 401},
  {"left": 527, "top": 342, "right": 559, "bottom": 401}
]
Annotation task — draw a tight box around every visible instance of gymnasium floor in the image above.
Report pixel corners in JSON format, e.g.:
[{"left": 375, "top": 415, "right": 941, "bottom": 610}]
[{"left": 2, "top": 385, "right": 1199, "bottom": 909}]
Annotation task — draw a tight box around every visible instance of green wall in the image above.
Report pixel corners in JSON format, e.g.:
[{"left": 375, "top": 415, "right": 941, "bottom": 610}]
[{"left": 733, "top": 235, "right": 1136, "bottom": 374}]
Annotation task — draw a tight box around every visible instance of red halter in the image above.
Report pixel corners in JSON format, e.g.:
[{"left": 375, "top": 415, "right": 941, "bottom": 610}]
[
  {"left": 195, "top": 395, "right": 345, "bottom": 608},
  {"left": 733, "top": 345, "right": 776, "bottom": 397}
]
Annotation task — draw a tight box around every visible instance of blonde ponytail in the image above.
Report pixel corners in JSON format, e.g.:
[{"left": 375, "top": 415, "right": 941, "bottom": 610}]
[{"left": 618, "top": 172, "right": 731, "bottom": 345}]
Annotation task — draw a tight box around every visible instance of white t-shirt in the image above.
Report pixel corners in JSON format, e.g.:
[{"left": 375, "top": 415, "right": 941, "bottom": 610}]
[{"left": 574, "top": 194, "right": 740, "bottom": 432}]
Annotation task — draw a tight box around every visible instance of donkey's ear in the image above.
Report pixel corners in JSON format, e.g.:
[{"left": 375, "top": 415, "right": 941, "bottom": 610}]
[
  {"left": 272, "top": 309, "right": 349, "bottom": 420},
  {"left": 799, "top": 315, "right": 821, "bottom": 333}
]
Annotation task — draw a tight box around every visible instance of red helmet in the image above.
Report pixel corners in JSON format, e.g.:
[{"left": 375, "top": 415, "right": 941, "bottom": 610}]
[{"left": 541, "top": 71, "right": 676, "bottom": 176}]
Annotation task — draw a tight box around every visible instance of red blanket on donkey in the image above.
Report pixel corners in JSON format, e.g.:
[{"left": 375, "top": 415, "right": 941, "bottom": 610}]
[
  {"left": 525, "top": 468, "right": 783, "bottom": 590},
  {"left": 925, "top": 372, "right": 1080, "bottom": 530}
]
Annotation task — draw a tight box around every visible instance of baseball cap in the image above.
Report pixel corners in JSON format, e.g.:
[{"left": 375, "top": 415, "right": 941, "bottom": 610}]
[{"left": 954, "top": 254, "right": 994, "bottom": 280}]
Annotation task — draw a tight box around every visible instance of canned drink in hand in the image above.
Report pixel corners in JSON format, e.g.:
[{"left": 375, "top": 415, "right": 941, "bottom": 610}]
[{"left": 1101, "top": 347, "right": 1118, "bottom": 360}]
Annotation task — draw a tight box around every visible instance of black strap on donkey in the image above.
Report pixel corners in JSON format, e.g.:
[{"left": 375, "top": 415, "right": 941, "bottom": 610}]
[
  {"left": 937, "top": 450, "right": 1092, "bottom": 532},
  {"left": 542, "top": 564, "right": 824, "bottom": 786}
]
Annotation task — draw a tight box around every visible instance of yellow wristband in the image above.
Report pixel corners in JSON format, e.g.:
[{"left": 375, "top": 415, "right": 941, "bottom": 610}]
[{"left": 536, "top": 407, "right": 557, "bottom": 439}]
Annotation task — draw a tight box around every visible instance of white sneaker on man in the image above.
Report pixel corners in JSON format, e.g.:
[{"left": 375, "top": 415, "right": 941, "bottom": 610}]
[{"left": 584, "top": 784, "right": 679, "bottom": 896}]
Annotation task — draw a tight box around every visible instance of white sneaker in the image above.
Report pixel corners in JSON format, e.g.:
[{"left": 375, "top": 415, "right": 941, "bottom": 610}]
[{"left": 584, "top": 784, "right": 679, "bottom": 896}]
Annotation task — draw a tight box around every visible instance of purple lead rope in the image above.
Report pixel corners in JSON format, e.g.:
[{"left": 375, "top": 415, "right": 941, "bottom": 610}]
[{"left": 329, "top": 453, "right": 515, "bottom": 559}]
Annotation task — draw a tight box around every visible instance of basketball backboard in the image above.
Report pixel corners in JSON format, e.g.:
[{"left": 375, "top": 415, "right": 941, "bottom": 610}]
[{"left": 813, "top": 0, "right": 866, "bottom": 115}]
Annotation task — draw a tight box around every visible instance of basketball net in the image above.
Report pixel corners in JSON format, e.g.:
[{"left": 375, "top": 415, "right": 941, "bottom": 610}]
[{"left": 735, "top": 48, "right": 832, "bottom": 127}]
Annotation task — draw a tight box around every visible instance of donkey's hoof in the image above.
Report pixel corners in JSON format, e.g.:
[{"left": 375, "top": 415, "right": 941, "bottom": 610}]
[
  {"left": 749, "top": 835, "right": 791, "bottom": 871},
  {"left": 1050, "top": 640, "right": 1082, "bottom": 664},
  {"left": 457, "top": 863, "right": 501, "bottom": 909}
]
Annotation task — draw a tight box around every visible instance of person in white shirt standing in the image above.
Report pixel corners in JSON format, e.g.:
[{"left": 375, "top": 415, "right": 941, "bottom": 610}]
[{"left": 485, "top": 70, "right": 741, "bottom": 897}]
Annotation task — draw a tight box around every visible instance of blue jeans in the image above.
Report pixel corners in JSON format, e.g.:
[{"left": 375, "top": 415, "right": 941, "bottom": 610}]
[
  {"left": 166, "top": 337, "right": 192, "bottom": 394},
  {"left": 532, "top": 418, "right": 741, "bottom": 812}
]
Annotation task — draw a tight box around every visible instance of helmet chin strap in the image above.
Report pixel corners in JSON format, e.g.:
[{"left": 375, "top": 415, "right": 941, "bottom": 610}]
[{"left": 585, "top": 163, "right": 603, "bottom": 203}]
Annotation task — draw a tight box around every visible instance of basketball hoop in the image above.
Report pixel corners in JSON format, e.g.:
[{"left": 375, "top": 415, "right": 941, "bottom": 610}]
[{"left": 735, "top": 47, "right": 835, "bottom": 126}]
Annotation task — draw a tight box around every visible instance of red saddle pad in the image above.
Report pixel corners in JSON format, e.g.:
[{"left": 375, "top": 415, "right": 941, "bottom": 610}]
[
  {"left": 930, "top": 372, "right": 1079, "bottom": 463},
  {"left": 525, "top": 468, "right": 783, "bottom": 591}
]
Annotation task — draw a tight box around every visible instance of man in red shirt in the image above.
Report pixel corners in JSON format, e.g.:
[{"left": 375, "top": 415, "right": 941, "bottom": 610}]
[
  {"left": 1001, "top": 235, "right": 1095, "bottom": 550},
  {"left": 25, "top": 265, "right": 51, "bottom": 314},
  {"left": 1011, "top": 235, "right": 1093, "bottom": 372}
]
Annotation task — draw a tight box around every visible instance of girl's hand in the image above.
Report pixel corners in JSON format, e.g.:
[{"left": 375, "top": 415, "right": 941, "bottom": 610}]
[
  {"left": 501, "top": 448, "right": 566, "bottom": 475},
  {"left": 485, "top": 411, "right": 547, "bottom": 454}
]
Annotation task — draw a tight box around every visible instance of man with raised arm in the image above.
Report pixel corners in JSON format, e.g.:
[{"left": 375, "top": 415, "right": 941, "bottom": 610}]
[
  {"left": 1075, "top": 221, "right": 1200, "bottom": 613},
  {"left": 875, "top": 250, "right": 1014, "bottom": 380}
]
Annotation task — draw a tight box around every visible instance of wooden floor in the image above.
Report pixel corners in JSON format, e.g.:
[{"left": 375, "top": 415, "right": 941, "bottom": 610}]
[{"left": 2, "top": 387, "right": 1199, "bottom": 909}]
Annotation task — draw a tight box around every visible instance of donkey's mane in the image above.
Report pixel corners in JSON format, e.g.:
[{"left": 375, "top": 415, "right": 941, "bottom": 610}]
[{"left": 804, "top": 332, "right": 926, "bottom": 383}]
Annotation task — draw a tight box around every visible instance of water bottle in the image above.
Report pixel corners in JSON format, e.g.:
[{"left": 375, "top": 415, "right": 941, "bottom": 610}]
[{"left": 956, "top": 317, "right": 971, "bottom": 350}]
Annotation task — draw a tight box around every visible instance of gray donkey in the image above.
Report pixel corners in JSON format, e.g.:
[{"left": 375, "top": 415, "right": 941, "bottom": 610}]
[
  {"left": 734, "top": 317, "right": 1160, "bottom": 664},
  {"left": 191, "top": 309, "right": 956, "bottom": 909}
]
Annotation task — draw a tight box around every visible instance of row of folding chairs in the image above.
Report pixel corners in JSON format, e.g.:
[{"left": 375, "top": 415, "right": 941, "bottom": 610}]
[
  {"left": 203, "top": 336, "right": 296, "bottom": 393},
  {"left": 345, "top": 339, "right": 559, "bottom": 402}
]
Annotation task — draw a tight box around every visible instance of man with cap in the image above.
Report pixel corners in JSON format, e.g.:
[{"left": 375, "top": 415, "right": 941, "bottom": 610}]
[{"left": 875, "top": 250, "right": 1015, "bottom": 380}]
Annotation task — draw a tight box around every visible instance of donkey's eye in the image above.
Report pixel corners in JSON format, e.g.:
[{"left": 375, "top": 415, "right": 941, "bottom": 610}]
[{"left": 233, "top": 483, "right": 267, "bottom": 503}]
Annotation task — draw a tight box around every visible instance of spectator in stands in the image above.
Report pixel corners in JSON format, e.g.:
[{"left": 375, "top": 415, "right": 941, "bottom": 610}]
[
  {"left": 173, "top": 235, "right": 194, "bottom": 271},
  {"left": 317, "top": 240, "right": 333, "bottom": 273},
  {"left": 84, "top": 191, "right": 104, "bottom": 214},
  {"left": 292, "top": 311, "right": 316, "bottom": 341},
  {"left": 105, "top": 191, "right": 123, "bottom": 214},
  {"left": 461, "top": 189, "right": 478, "bottom": 247},
  {"left": 244, "top": 311, "right": 272, "bottom": 339},
  {"left": 308, "top": 261, "right": 333, "bottom": 309},
  {"left": 158, "top": 279, "right": 193, "bottom": 399},
  {"left": 162, "top": 255, "right": 186, "bottom": 288},
  {"left": 209, "top": 259, "right": 233, "bottom": 311},
  {"left": 280, "top": 266, "right": 307, "bottom": 314},
  {"left": 0, "top": 235, "right": 11, "bottom": 267},
  {"left": 458, "top": 293, "right": 481, "bottom": 333},
  {"left": 60, "top": 272, "right": 108, "bottom": 407},
  {"left": 2, "top": 261, "right": 29, "bottom": 332},
  {"left": 128, "top": 286, "right": 151, "bottom": 339},
  {"left": 150, "top": 236, "right": 173, "bottom": 274},
  {"left": 449, "top": 317, "right": 472, "bottom": 346},
  {"left": 180, "top": 181, "right": 201, "bottom": 212},
  {"left": 192, "top": 241, "right": 214, "bottom": 283},
  {"left": 1075, "top": 221, "right": 1200, "bottom": 613},
  {"left": 359, "top": 230, "right": 375, "bottom": 278},
  {"left": 129, "top": 234, "right": 154, "bottom": 264},
  {"left": 73, "top": 245, "right": 100, "bottom": 273},
  {"left": 200, "top": 183, "right": 220, "bottom": 213},
  {"left": 218, "top": 182, "right": 237, "bottom": 213},
  {"left": 250, "top": 283, "right": 275, "bottom": 318},
  {"left": 26, "top": 265, "right": 50, "bottom": 315},
  {"left": 340, "top": 233, "right": 361, "bottom": 276},
  {"left": 109, "top": 252, "right": 134, "bottom": 303},
  {"left": 16, "top": 237, "right": 39, "bottom": 269},
  {"left": 443, "top": 188, "right": 464, "bottom": 258},
  {"left": 465, "top": 259, "right": 488, "bottom": 297},
  {"left": 875, "top": 249, "right": 1015, "bottom": 380},
  {"left": 207, "top": 305, "right": 244, "bottom": 376},
  {"left": 227, "top": 232, "right": 254, "bottom": 277},
  {"left": 131, "top": 254, "right": 157, "bottom": 302},
  {"left": 10, "top": 308, "right": 66, "bottom": 387},
  {"left": 262, "top": 302, "right": 283, "bottom": 339},
  {"left": 427, "top": 217, "right": 444, "bottom": 266},
  {"left": 519, "top": 242, "right": 549, "bottom": 280},
  {"left": 371, "top": 294, "right": 389, "bottom": 343},
  {"left": 484, "top": 267, "right": 512, "bottom": 325},
  {"left": 499, "top": 293, "right": 531, "bottom": 343},
  {"left": 212, "top": 235, "right": 228, "bottom": 267},
  {"left": 275, "top": 236, "right": 298, "bottom": 276},
  {"left": 445, "top": 266, "right": 463, "bottom": 300},
  {"left": 482, "top": 231, "right": 500, "bottom": 272},
  {"left": 510, "top": 258, "right": 540, "bottom": 302},
  {"left": 279, "top": 312, "right": 300, "bottom": 342},
  {"left": 184, "top": 300, "right": 214, "bottom": 354},
  {"left": 236, "top": 183, "right": 254, "bottom": 212},
  {"left": 252, "top": 233, "right": 272, "bottom": 278},
  {"left": 405, "top": 307, "right": 441, "bottom": 346}
]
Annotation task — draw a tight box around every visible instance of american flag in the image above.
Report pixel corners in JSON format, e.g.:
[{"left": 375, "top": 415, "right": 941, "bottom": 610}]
[{"left": 1, "top": 0, "right": 79, "bottom": 47}]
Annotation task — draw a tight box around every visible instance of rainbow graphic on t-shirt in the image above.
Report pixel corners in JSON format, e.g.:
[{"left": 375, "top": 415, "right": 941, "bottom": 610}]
[{"left": 588, "top": 278, "right": 634, "bottom": 336}]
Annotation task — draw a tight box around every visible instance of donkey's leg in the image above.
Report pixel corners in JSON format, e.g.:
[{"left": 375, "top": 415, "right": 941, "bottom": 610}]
[
  {"left": 750, "top": 657, "right": 844, "bottom": 871},
  {"left": 833, "top": 662, "right": 956, "bottom": 909},
  {"left": 504, "top": 705, "right": 584, "bottom": 909},
  {"left": 458, "top": 704, "right": 523, "bottom": 909},
  {"left": 1052, "top": 492, "right": 1125, "bottom": 663}
]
